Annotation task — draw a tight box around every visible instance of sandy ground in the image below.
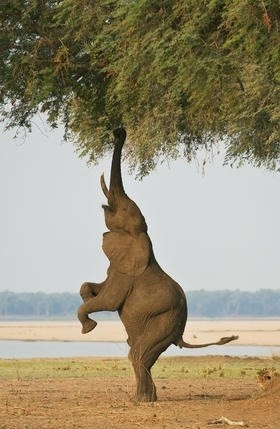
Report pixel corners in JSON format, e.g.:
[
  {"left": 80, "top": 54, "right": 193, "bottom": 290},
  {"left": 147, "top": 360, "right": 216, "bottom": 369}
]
[
  {"left": 1, "top": 367, "right": 280, "bottom": 429},
  {"left": 0, "top": 320, "right": 279, "bottom": 345}
]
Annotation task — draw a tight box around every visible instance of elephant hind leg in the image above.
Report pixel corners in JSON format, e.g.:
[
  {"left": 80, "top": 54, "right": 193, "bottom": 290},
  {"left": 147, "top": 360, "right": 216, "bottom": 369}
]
[{"left": 128, "top": 313, "right": 176, "bottom": 402}]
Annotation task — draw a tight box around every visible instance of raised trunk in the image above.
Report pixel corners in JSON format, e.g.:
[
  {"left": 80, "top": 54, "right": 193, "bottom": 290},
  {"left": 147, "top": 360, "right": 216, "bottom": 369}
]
[
  {"left": 100, "top": 129, "right": 127, "bottom": 203},
  {"left": 109, "top": 139, "right": 125, "bottom": 195},
  {"left": 109, "top": 128, "right": 127, "bottom": 200}
]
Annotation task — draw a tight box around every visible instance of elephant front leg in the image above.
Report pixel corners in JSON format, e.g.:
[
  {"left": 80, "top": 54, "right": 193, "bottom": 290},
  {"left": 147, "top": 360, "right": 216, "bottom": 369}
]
[
  {"left": 77, "top": 295, "right": 117, "bottom": 334},
  {"left": 77, "top": 274, "right": 132, "bottom": 334},
  {"left": 78, "top": 281, "right": 105, "bottom": 334},
  {"left": 80, "top": 281, "right": 104, "bottom": 302},
  {"left": 77, "top": 303, "right": 97, "bottom": 334}
]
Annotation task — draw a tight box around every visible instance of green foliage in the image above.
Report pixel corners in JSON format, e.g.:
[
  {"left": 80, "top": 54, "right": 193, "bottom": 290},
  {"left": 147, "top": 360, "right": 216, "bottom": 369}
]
[
  {"left": 0, "top": 289, "right": 279, "bottom": 319},
  {"left": 1, "top": 1, "right": 280, "bottom": 173}
]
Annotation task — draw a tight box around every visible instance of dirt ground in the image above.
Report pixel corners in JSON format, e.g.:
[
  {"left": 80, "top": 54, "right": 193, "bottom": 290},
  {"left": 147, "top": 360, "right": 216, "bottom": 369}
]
[{"left": 1, "top": 372, "right": 280, "bottom": 429}]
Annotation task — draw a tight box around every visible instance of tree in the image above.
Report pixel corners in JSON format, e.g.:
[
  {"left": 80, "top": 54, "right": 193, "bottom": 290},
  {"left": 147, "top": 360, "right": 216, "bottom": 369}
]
[{"left": 1, "top": 0, "right": 280, "bottom": 174}]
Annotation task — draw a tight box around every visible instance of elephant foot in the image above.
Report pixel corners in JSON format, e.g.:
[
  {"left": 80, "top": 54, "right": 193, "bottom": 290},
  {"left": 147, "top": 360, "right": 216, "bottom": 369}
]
[
  {"left": 81, "top": 318, "right": 97, "bottom": 334},
  {"left": 136, "top": 384, "right": 157, "bottom": 402},
  {"left": 136, "top": 391, "right": 157, "bottom": 402}
]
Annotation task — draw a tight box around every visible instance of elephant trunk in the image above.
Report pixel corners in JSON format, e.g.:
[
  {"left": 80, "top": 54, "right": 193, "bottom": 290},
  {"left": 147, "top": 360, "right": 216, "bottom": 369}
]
[
  {"left": 100, "top": 128, "right": 127, "bottom": 204},
  {"left": 109, "top": 128, "right": 126, "bottom": 196}
]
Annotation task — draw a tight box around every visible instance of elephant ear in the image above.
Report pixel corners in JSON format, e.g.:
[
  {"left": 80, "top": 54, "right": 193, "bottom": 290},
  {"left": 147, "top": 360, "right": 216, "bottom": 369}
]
[{"left": 102, "top": 231, "right": 150, "bottom": 276}]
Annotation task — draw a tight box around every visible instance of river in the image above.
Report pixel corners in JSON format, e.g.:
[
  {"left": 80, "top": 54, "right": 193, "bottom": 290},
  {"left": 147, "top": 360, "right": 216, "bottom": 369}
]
[{"left": 1, "top": 340, "right": 280, "bottom": 359}]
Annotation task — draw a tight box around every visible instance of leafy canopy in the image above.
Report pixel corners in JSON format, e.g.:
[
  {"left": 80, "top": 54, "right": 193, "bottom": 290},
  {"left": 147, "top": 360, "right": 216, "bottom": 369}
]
[{"left": 1, "top": 0, "right": 280, "bottom": 174}]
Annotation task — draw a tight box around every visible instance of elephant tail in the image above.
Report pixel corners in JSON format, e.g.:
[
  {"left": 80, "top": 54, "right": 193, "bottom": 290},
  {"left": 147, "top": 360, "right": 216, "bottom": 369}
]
[{"left": 177, "top": 335, "right": 239, "bottom": 349}]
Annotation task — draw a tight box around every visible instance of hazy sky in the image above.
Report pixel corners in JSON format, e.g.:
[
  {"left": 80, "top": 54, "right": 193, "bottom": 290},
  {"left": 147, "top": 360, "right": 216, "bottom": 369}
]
[{"left": 1, "top": 122, "right": 279, "bottom": 294}]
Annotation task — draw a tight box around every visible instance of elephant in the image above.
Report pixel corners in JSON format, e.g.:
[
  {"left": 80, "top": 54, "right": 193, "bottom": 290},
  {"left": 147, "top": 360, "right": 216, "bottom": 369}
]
[{"left": 77, "top": 128, "right": 238, "bottom": 402}]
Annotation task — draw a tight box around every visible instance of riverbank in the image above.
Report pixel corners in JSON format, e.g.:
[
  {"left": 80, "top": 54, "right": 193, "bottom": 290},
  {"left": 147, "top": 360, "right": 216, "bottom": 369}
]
[{"left": 0, "top": 320, "right": 279, "bottom": 346}]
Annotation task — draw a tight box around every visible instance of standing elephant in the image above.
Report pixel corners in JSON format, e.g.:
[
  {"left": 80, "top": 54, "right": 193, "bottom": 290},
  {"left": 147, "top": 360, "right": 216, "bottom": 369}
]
[{"left": 77, "top": 128, "right": 237, "bottom": 402}]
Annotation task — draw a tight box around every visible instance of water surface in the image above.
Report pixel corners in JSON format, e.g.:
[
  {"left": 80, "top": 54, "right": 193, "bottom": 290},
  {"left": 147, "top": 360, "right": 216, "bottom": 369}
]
[{"left": 1, "top": 340, "right": 279, "bottom": 359}]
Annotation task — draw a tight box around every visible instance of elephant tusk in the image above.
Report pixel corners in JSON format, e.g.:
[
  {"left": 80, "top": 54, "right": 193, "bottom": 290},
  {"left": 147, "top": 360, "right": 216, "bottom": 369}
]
[{"left": 100, "top": 173, "right": 109, "bottom": 198}]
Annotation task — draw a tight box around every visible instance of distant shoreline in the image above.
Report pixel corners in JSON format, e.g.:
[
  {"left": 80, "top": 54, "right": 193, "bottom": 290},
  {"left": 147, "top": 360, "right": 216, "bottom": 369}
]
[{"left": 0, "top": 320, "right": 279, "bottom": 346}]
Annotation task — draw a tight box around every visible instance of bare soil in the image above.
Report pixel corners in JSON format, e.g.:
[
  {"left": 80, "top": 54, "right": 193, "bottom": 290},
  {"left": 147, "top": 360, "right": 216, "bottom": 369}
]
[{"left": 1, "top": 371, "right": 280, "bottom": 429}]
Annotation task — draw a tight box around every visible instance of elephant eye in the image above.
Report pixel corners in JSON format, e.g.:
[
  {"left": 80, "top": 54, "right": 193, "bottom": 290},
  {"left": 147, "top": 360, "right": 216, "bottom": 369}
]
[{"left": 102, "top": 204, "right": 113, "bottom": 212}]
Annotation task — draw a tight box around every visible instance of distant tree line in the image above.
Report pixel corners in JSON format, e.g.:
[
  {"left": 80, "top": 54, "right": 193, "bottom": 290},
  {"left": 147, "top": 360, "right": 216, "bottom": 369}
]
[
  {"left": 0, "top": 291, "right": 115, "bottom": 320},
  {"left": 0, "top": 289, "right": 279, "bottom": 319},
  {"left": 187, "top": 289, "right": 280, "bottom": 318}
]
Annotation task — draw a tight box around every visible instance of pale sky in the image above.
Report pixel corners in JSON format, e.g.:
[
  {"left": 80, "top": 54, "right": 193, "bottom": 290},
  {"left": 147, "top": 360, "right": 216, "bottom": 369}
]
[{"left": 1, "top": 122, "right": 279, "bottom": 294}]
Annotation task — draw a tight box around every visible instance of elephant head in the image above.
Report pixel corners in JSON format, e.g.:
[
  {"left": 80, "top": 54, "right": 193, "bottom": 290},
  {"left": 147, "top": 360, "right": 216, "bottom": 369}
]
[{"left": 100, "top": 128, "right": 151, "bottom": 276}]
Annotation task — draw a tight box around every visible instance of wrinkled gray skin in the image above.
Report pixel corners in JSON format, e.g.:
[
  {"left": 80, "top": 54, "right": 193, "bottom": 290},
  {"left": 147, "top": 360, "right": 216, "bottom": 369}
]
[{"left": 77, "top": 128, "right": 238, "bottom": 402}]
